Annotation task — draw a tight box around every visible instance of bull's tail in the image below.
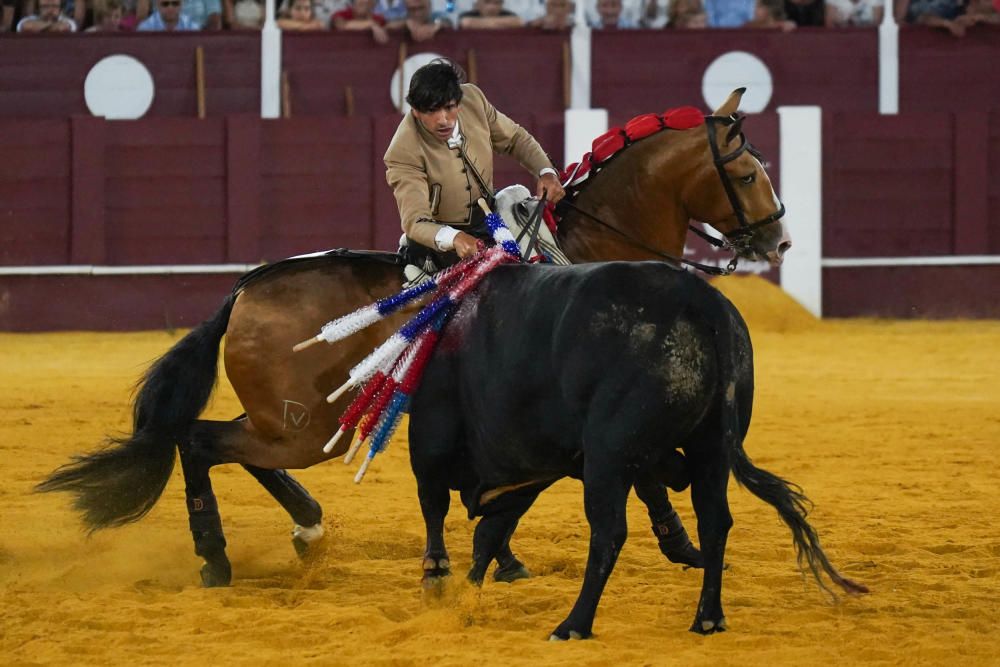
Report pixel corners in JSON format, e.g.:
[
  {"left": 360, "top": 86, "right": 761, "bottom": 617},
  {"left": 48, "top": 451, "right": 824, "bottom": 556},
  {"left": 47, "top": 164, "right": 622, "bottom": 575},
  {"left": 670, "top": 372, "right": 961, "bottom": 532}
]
[
  {"left": 729, "top": 450, "right": 869, "bottom": 596},
  {"left": 37, "top": 295, "right": 236, "bottom": 532}
]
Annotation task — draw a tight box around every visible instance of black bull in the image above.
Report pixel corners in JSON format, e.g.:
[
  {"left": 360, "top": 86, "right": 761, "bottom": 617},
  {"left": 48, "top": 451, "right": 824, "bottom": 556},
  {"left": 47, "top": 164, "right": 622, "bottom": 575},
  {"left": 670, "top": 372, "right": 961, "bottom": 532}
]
[{"left": 408, "top": 261, "right": 867, "bottom": 640}]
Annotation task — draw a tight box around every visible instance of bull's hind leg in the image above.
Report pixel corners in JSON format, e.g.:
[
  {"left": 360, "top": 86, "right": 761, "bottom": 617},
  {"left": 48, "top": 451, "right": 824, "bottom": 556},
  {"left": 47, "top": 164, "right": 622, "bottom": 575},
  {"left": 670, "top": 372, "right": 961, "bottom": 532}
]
[
  {"left": 551, "top": 455, "right": 632, "bottom": 640},
  {"left": 242, "top": 465, "right": 325, "bottom": 558},
  {"left": 178, "top": 420, "right": 234, "bottom": 587},
  {"left": 687, "top": 450, "right": 733, "bottom": 635}
]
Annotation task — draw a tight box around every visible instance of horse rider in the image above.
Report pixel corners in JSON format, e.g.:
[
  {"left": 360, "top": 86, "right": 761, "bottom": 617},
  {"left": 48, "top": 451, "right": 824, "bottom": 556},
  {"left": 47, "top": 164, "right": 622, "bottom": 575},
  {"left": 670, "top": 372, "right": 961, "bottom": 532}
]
[{"left": 384, "top": 57, "right": 566, "bottom": 270}]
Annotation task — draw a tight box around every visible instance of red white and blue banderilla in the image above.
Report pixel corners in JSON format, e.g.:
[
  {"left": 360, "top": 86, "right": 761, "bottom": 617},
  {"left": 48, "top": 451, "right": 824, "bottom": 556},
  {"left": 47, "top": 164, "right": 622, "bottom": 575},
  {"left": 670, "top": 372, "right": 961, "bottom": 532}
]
[{"left": 293, "top": 199, "right": 522, "bottom": 482}]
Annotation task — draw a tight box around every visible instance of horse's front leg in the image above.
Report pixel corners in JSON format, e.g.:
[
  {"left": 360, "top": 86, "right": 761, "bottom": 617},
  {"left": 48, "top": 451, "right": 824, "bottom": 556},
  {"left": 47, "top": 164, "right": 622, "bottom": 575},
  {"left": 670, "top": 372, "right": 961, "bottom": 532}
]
[
  {"left": 467, "top": 487, "right": 542, "bottom": 586},
  {"left": 633, "top": 468, "right": 703, "bottom": 569}
]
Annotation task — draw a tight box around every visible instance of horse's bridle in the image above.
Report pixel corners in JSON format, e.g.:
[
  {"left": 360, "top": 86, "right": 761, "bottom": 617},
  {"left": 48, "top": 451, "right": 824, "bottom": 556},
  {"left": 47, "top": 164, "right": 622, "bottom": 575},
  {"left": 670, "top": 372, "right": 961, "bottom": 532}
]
[
  {"left": 704, "top": 114, "right": 786, "bottom": 246},
  {"left": 559, "top": 114, "right": 786, "bottom": 276}
]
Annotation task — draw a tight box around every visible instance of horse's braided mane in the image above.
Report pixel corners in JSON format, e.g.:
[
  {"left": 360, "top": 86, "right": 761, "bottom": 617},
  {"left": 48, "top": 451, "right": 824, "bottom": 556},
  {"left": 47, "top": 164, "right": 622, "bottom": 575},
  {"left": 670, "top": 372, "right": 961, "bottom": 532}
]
[{"left": 550, "top": 106, "right": 704, "bottom": 228}]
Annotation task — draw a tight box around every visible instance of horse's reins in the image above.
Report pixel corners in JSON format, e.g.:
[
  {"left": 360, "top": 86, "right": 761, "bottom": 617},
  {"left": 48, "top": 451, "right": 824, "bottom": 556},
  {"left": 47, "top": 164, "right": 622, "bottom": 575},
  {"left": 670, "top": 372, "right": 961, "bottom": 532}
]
[{"left": 559, "top": 114, "right": 787, "bottom": 277}]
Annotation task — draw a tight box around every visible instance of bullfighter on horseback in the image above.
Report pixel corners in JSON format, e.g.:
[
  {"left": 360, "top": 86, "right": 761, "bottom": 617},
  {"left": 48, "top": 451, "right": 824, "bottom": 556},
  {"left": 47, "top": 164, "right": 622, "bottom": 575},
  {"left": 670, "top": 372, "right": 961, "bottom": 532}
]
[
  {"left": 384, "top": 57, "right": 703, "bottom": 571},
  {"left": 384, "top": 58, "right": 565, "bottom": 268}
]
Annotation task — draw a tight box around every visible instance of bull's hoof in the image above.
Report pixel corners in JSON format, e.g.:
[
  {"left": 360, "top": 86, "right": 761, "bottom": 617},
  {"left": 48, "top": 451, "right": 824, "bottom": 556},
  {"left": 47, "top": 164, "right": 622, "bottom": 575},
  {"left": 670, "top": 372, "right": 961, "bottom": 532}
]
[
  {"left": 493, "top": 561, "right": 531, "bottom": 583},
  {"left": 549, "top": 622, "right": 591, "bottom": 641},
  {"left": 421, "top": 556, "right": 451, "bottom": 591},
  {"left": 200, "top": 560, "right": 232, "bottom": 588},
  {"left": 689, "top": 617, "right": 727, "bottom": 635},
  {"left": 664, "top": 542, "right": 704, "bottom": 569}
]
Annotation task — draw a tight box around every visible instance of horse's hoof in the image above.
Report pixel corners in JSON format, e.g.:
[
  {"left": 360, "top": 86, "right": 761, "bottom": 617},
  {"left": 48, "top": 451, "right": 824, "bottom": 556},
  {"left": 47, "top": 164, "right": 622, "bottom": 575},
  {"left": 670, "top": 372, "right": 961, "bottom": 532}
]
[
  {"left": 291, "top": 523, "right": 325, "bottom": 561},
  {"left": 664, "top": 543, "right": 704, "bottom": 569},
  {"left": 292, "top": 536, "right": 311, "bottom": 559},
  {"left": 200, "top": 561, "right": 232, "bottom": 588},
  {"left": 493, "top": 561, "right": 531, "bottom": 583},
  {"left": 689, "top": 617, "right": 727, "bottom": 635}
]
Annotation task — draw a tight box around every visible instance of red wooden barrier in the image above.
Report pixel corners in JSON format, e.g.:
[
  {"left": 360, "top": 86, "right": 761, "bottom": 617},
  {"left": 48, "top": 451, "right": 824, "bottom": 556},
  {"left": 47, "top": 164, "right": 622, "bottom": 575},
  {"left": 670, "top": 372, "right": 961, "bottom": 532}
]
[
  {"left": 593, "top": 28, "right": 880, "bottom": 118},
  {"left": 899, "top": 27, "right": 1000, "bottom": 113},
  {"left": 281, "top": 30, "right": 567, "bottom": 118},
  {"left": 0, "top": 33, "right": 260, "bottom": 118}
]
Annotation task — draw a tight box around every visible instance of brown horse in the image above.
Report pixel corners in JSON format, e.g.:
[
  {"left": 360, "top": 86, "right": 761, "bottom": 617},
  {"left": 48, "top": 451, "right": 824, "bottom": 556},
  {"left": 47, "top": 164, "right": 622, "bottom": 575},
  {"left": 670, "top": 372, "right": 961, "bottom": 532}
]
[{"left": 39, "top": 89, "right": 790, "bottom": 586}]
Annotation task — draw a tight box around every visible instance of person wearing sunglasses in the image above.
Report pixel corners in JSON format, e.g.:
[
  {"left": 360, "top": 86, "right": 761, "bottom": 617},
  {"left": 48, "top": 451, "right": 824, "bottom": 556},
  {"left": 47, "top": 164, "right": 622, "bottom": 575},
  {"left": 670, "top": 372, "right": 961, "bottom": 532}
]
[
  {"left": 16, "top": 0, "right": 78, "bottom": 31},
  {"left": 138, "top": 0, "right": 200, "bottom": 28}
]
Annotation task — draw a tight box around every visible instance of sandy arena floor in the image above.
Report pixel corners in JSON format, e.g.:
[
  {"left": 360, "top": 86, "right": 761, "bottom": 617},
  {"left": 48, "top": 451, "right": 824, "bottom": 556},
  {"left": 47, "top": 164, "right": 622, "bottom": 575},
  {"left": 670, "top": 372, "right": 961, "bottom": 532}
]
[{"left": 2, "top": 276, "right": 999, "bottom": 666}]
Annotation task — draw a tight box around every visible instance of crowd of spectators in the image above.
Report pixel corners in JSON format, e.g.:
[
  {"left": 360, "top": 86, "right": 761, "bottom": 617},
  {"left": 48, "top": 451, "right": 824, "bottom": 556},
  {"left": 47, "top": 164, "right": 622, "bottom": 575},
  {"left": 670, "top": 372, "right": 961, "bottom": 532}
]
[{"left": 1, "top": 0, "right": 996, "bottom": 34}]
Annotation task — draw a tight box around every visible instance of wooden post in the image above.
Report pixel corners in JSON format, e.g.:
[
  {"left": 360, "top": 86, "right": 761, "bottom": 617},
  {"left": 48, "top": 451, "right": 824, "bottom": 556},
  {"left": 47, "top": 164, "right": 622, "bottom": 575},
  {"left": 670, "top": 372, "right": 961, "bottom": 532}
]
[
  {"left": 468, "top": 48, "right": 477, "bottom": 85},
  {"left": 345, "top": 85, "right": 355, "bottom": 117},
  {"left": 195, "top": 46, "right": 206, "bottom": 119},
  {"left": 281, "top": 69, "right": 292, "bottom": 119},
  {"left": 398, "top": 42, "right": 407, "bottom": 111},
  {"left": 562, "top": 40, "right": 571, "bottom": 110}
]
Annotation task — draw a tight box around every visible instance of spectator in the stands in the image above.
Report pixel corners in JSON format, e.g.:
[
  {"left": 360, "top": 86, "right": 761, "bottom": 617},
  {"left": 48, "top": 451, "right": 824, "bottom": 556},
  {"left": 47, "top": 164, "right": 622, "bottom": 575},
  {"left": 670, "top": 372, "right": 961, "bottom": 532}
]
[
  {"left": 459, "top": 0, "right": 523, "bottom": 27},
  {"left": 227, "top": 0, "right": 264, "bottom": 27},
  {"left": 2, "top": 0, "right": 17, "bottom": 30},
  {"left": 826, "top": 0, "right": 881, "bottom": 25},
  {"left": 960, "top": 0, "right": 999, "bottom": 25},
  {"left": 116, "top": 0, "right": 151, "bottom": 29},
  {"left": 589, "top": 0, "right": 637, "bottom": 27},
  {"left": 138, "top": 0, "right": 198, "bottom": 27},
  {"left": 333, "top": 0, "right": 389, "bottom": 40},
  {"left": 391, "top": 0, "right": 451, "bottom": 40},
  {"left": 278, "top": 0, "right": 325, "bottom": 27},
  {"left": 668, "top": 0, "right": 705, "bottom": 24},
  {"left": 16, "top": 0, "right": 78, "bottom": 30},
  {"left": 181, "top": 0, "right": 220, "bottom": 27},
  {"left": 673, "top": 6, "right": 707, "bottom": 24},
  {"left": 784, "top": 0, "right": 830, "bottom": 25},
  {"left": 312, "top": 0, "right": 345, "bottom": 25},
  {"left": 529, "top": 0, "right": 572, "bottom": 27},
  {"left": 374, "top": 0, "right": 405, "bottom": 21},
  {"left": 702, "top": 0, "right": 753, "bottom": 26},
  {"left": 895, "top": 0, "right": 966, "bottom": 34},
  {"left": 746, "top": 0, "right": 796, "bottom": 27},
  {"left": 86, "top": 0, "right": 125, "bottom": 28}
]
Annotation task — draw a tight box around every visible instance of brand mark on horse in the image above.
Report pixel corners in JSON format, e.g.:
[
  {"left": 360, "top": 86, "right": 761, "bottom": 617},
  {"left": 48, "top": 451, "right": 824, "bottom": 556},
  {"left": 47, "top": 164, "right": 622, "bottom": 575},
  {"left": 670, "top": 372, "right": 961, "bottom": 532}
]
[{"left": 282, "top": 400, "right": 311, "bottom": 431}]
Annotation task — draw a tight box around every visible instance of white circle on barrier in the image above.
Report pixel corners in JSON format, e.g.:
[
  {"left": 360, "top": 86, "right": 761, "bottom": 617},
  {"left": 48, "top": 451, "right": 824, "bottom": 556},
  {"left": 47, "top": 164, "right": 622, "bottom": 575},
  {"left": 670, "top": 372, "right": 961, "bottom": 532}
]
[
  {"left": 390, "top": 52, "right": 446, "bottom": 114},
  {"left": 84, "top": 55, "right": 155, "bottom": 120},
  {"left": 702, "top": 51, "right": 773, "bottom": 113}
]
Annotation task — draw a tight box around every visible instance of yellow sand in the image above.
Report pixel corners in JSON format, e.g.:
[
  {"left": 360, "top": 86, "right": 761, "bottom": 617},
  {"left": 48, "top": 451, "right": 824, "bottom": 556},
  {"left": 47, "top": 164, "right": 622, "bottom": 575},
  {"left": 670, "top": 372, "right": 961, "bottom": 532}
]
[{"left": 2, "top": 277, "right": 999, "bottom": 666}]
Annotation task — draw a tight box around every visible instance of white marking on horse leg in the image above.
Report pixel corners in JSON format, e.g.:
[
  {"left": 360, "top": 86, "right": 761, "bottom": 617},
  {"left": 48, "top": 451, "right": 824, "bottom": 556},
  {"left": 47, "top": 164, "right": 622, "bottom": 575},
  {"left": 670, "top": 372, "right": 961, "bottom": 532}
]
[
  {"left": 726, "top": 381, "right": 736, "bottom": 404},
  {"left": 292, "top": 523, "right": 324, "bottom": 544}
]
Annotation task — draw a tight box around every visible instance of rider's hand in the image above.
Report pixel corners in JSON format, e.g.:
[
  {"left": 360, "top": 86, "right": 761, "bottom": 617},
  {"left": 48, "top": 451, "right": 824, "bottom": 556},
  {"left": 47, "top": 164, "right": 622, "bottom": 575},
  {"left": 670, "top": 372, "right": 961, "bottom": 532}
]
[
  {"left": 453, "top": 231, "right": 482, "bottom": 259},
  {"left": 537, "top": 172, "right": 565, "bottom": 204}
]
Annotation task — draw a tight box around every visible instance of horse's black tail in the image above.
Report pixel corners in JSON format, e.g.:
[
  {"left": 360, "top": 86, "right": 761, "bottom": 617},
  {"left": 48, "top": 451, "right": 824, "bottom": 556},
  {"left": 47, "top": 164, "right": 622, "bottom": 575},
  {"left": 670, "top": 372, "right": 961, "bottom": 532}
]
[{"left": 37, "top": 295, "right": 236, "bottom": 532}]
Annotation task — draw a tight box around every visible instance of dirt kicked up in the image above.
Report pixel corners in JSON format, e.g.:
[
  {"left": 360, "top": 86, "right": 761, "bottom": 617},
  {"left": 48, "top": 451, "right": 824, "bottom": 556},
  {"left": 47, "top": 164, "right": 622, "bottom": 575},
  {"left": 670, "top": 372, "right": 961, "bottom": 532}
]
[{"left": 2, "top": 276, "right": 999, "bottom": 666}]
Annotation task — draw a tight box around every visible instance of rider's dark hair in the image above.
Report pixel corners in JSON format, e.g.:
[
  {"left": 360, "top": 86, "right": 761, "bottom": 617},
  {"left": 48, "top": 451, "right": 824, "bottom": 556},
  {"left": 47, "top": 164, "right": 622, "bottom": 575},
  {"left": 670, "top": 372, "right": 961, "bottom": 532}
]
[{"left": 406, "top": 58, "right": 466, "bottom": 113}]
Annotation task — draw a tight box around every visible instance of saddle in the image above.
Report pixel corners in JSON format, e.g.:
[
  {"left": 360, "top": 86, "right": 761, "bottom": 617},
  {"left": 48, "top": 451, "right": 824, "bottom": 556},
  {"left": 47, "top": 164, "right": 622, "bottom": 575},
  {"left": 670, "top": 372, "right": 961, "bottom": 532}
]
[{"left": 401, "top": 185, "right": 571, "bottom": 286}]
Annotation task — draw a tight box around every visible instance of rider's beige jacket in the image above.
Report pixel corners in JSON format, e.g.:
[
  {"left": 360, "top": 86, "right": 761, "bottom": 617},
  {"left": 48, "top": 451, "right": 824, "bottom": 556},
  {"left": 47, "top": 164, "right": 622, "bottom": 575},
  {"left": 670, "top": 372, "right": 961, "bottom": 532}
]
[{"left": 384, "top": 83, "right": 553, "bottom": 250}]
